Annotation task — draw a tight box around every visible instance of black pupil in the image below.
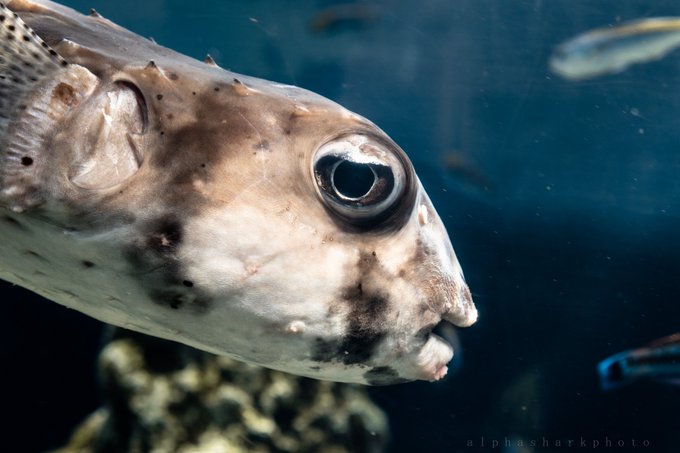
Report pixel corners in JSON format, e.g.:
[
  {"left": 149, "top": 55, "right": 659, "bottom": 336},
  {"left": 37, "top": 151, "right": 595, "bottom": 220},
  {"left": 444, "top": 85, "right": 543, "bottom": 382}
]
[{"left": 332, "top": 160, "right": 375, "bottom": 199}]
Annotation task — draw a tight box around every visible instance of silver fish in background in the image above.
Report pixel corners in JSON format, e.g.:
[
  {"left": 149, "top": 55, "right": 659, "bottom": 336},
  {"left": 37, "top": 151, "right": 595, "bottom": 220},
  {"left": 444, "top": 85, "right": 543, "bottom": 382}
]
[
  {"left": 598, "top": 333, "right": 680, "bottom": 390},
  {"left": 550, "top": 17, "right": 680, "bottom": 80},
  {"left": 0, "top": 0, "right": 477, "bottom": 384}
]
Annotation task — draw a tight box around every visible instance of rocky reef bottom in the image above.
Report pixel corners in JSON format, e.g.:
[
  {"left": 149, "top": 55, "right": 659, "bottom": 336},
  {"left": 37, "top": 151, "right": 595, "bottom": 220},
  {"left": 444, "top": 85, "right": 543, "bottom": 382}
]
[{"left": 53, "top": 331, "right": 388, "bottom": 453}]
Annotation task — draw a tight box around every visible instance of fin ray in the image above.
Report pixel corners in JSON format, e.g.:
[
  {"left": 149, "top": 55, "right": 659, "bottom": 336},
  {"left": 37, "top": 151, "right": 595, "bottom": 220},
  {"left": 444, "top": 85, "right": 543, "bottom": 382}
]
[
  {"left": 0, "top": 2, "right": 67, "bottom": 122},
  {"left": 0, "top": 3, "right": 100, "bottom": 212}
]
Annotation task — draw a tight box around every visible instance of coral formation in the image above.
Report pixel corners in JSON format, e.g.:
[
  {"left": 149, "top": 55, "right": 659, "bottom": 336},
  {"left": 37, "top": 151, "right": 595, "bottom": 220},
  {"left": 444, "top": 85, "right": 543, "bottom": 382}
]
[{"left": 53, "top": 331, "right": 388, "bottom": 453}]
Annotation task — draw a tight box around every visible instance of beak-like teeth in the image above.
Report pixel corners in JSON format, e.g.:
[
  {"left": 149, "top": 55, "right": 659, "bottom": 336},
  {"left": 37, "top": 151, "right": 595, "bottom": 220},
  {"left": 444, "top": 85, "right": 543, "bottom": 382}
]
[{"left": 442, "top": 285, "right": 478, "bottom": 327}]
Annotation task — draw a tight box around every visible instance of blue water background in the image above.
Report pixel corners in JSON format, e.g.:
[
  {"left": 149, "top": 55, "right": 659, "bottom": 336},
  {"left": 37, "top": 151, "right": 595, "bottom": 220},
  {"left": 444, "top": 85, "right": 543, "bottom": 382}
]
[{"left": 2, "top": 1, "right": 680, "bottom": 451}]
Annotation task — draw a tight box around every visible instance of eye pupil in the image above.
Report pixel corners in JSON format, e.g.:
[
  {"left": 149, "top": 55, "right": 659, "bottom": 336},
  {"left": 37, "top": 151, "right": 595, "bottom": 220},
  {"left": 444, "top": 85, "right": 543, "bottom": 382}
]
[{"left": 332, "top": 160, "right": 375, "bottom": 199}]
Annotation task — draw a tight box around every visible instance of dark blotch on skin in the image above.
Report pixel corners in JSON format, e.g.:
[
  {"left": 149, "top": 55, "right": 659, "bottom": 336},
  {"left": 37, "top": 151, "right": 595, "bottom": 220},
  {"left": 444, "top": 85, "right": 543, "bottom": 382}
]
[
  {"left": 145, "top": 216, "right": 182, "bottom": 254},
  {"left": 150, "top": 90, "right": 264, "bottom": 209},
  {"left": 168, "top": 72, "right": 179, "bottom": 81},
  {"left": 124, "top": 216, "right": 212, "bottom": 314},
  {"left": 313, "top": 251, "right": 390, "bottom": 365},
  {"left": 53, "top": 82, "right": 77, "bottom": 106},
  {"left": 364, "top": 366, "right": 409, "bottom": 385},
  {"left": 21, "top": 156, "right": 33, "bottom": 166},
  {"left": 338, "top": 289, "right": 388, "bottom": 364},
  {"left": 82, "top": 260, "right": 95, "bottom": 268},
  {"left": 312, "top": 337, "right": 338, "bottom": 362}
]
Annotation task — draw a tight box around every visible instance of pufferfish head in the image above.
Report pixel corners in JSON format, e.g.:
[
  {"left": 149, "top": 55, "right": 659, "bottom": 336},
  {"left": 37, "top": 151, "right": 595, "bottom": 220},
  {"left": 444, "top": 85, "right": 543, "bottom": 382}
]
[{"left": 0, "top": 0, "right": 477, "bottom": 385}]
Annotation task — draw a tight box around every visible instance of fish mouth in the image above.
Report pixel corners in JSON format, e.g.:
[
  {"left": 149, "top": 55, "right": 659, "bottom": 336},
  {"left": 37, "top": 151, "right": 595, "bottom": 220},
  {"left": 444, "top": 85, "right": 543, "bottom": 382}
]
[
  {"left": 410, "top": 285, "right": 477, "bottom": 382},
  {"left": 413, "top": 320, "right": 456, "bottom": 381}
]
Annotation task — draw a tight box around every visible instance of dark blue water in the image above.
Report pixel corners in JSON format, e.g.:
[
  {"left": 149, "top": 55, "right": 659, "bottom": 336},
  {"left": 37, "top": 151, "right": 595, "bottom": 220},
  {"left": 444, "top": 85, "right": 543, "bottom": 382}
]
[{"left": 2, "top": 1, "right": 680, "bottom": 451}]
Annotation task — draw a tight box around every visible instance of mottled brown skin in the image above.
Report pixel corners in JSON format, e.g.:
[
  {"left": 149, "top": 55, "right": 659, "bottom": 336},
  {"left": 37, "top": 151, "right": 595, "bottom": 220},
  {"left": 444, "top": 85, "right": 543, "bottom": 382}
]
[{"left": 0, "top": 0, "right": 477, "bottom": 384}]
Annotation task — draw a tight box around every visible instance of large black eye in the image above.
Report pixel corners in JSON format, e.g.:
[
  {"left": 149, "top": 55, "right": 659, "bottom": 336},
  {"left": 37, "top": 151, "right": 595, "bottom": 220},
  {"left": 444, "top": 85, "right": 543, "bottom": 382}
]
[{"left": 312, "top": 134, "right": 409, "bottom": 226}]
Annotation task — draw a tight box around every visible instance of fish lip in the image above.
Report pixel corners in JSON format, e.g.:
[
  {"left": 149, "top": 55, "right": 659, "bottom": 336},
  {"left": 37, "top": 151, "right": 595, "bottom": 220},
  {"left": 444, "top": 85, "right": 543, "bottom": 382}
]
[
  {"left": 403, "top": 284, "right": 476, "bottom": 382},
  {"left": 411, "top": 330, "right": 454, "bottom": 382}
]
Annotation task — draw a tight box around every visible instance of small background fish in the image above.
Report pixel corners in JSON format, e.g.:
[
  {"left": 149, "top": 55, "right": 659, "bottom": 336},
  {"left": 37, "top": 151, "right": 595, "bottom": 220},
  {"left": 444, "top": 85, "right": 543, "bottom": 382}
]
[
  {"left": 550, "top": 17, "right": 680, "bottom": 80},
  {"left": 3, "top": 1, "right": 680, "bottom": 453},
  {"left": 599, "top": 333, "right": 680, "bottom": 390}
]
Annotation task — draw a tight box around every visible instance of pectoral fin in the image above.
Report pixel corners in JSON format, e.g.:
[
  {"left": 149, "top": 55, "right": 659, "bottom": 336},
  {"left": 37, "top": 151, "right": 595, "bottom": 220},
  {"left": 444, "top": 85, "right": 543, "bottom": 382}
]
[{"left": 0, "top": 2, "right": 99, "bottom": 211}]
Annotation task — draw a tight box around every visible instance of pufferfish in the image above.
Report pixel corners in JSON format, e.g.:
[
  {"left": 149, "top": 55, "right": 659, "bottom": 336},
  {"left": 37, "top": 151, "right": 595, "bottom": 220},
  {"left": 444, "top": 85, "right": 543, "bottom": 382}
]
[{"left": 0, "top": 0, "right": 477, "bottom": 385}]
